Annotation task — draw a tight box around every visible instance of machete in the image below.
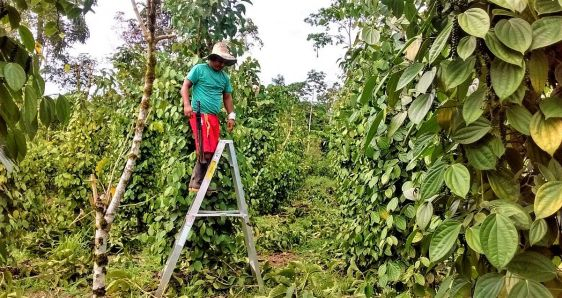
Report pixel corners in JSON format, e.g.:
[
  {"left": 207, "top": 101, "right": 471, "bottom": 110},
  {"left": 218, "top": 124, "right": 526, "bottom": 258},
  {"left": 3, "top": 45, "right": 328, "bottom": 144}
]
[{"left": 195, "top": 101, "right": 206, "bottom": 164}]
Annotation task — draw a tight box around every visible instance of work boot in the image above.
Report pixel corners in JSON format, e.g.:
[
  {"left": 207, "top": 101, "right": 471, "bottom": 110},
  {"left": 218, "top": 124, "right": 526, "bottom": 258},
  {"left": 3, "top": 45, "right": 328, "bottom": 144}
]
[
  {"left": 188, "top": 153, "right": 218, "bottom": 193},
  {"left": 188, "top": 159, "right": 208, "bottom": 192}
]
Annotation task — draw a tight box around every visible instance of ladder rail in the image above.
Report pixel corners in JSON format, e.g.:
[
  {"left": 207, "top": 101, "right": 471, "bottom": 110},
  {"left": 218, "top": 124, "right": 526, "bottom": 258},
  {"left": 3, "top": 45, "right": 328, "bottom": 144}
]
[
  {"left": 226, "top": 142, "right": 264, "bottom": 288},
  {"left": 155, "top": 141, "right": 225, "bottom": 297}
]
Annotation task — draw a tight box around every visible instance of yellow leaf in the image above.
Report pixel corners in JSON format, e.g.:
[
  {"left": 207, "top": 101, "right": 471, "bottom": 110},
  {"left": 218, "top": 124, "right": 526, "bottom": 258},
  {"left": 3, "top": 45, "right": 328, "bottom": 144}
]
[
  {"left": 405, "top": 37, "right": 422, "bottom": 61},
  {"left": 528, "top": 50, "right": 548, "bottom": 93},
  {"left": 534, "top": 181, "right": 562, "bottom": 219},
  {"left": 64, "top": 64, "right": 71, "bottom": 73},
  {"left": 34, "top": 42, "right": 42, "bottom": 56},
  {"left": 95, "top": 157, "right": 108, "bottom": 174},
  {"left": 530, "top": 112, "right": 562, "bottom": 156},
  {"left": 437, "top": 107, "right": 454, "bottom": 130},
  {"left": 412, "top": 231, "right": 423, "bottom": 243},
  {"left": 380, "top": 210, "right": 389, "bottom": 220}
]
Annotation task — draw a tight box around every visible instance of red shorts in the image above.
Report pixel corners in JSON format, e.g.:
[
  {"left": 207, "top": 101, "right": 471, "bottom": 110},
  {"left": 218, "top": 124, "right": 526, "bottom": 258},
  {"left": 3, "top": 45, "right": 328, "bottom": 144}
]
[{"left": 190, "top": 113, "right": 220, "bottom": 153}]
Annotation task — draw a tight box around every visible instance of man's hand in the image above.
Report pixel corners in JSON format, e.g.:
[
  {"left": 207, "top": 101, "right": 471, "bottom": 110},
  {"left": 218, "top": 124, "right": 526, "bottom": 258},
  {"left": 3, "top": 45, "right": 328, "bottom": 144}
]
[
  {"left": 227, "top": 119, "right": 235, "bottom": 133},
  {"left": 184, "top": 104, "right": 193, "bottom": 118}
]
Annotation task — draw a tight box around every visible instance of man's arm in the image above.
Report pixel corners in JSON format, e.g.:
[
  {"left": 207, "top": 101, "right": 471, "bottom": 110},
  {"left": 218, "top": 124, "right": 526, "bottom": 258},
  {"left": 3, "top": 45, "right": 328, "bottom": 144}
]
[
  {"left": 181, "top": 79, "right": 193, "bottom": 117},
  {"left": 223, "top": 93, "right": 234, "bottom": 114},
  {"left": 223, "top": 93, "right": 235, "bottom": 132}
]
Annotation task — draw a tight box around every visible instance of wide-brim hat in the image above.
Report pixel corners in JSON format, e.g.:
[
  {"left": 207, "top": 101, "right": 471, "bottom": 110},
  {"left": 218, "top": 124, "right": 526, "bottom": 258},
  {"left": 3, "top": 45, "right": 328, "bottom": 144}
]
[{"left": 207, "top": 42, "right": 237, "bottom": 66}]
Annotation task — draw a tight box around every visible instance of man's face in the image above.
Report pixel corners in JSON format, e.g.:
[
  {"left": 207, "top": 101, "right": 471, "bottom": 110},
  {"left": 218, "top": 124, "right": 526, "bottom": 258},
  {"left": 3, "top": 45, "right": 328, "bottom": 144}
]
[{"left": 209, "top": 58, "right": 225, "bottom": 71}]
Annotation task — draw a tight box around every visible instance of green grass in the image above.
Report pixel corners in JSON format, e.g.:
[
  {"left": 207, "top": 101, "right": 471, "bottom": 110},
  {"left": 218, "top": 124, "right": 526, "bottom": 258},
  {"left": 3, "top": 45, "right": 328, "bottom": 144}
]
[
  {"left": 243, "top": 175, "right": 369, "bottom": 298},
  {"left": 4, "top": 172, "right": 363, "bottom": 297},
  {"left": 5, "top": 233, "right": 92, "bottom": 297}
]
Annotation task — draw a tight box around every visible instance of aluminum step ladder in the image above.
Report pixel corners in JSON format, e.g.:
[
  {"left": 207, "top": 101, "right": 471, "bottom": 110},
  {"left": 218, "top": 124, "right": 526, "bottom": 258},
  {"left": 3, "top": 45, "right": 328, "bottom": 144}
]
[{"left": 155, "top": 140, "right": 264, "bottom": 297}]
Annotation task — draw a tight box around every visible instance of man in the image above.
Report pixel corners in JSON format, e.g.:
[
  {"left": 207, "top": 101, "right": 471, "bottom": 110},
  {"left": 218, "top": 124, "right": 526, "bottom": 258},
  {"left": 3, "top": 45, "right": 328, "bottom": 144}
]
[{"left": 181, "top": 41, "right": 237, "bottom": 192}]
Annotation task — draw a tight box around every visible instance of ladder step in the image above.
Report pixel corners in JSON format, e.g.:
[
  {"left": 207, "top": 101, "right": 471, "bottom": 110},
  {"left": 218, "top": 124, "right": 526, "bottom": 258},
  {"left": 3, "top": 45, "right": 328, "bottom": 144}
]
[
  {"left": 198, "top": 210, "right": 240, "bottom": 214},
  {"left": 194, "top": 212, "right": 246, "bottom": 217}
]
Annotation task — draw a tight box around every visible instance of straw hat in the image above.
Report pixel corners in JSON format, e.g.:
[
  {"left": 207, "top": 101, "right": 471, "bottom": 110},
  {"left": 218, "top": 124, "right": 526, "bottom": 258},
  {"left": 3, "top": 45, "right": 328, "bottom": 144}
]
[{"left": 207, "top": 42, "right": 237, "bottom": 66}]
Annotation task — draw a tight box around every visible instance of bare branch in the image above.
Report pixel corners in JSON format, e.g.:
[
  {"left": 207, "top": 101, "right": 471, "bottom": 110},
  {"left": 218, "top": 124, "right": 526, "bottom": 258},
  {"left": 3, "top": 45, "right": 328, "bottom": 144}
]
[
  {"left": 106, "top": 121, "right": 135, "bottom": 198},
  {"left": 131, "top": 0, "right": 149, "bottom": 41},
  {"left": 155, "top": 34, "right": 177, "bottom": 43}
]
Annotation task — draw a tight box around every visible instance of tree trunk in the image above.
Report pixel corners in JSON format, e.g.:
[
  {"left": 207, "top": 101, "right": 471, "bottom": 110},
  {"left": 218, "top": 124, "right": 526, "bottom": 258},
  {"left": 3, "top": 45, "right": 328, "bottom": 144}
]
[
  {"left": 103, "top": 28, "right": 156, "bottom": 227},
  {"left": 91, "top": 0, "right": 160, "bottom": 296},
  {"left": 85, "top": 62, "right": 95, "bottom": 100},
  {"left": 91, "top": 175, "right": 108, "bottom": 297},
  {"left": 307, "top": 91, "right": 314, "bottom": 153}
]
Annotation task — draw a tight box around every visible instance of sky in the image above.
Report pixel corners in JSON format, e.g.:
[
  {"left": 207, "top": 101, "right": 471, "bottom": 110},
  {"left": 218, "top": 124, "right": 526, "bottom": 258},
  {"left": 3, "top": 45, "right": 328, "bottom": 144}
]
[
  {"left": 244, "top": 0, "right": 345, "bottom": 85},
  {"left": 68, "top": 0, "right": 133, "bottom": 69},
  {"left": 53, "top": 0, "right": 346, "bottom": 93}
]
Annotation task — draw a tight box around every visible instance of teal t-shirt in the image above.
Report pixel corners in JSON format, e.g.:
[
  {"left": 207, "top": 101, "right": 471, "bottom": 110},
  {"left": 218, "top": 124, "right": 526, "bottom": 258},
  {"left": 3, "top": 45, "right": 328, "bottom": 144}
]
[{"left": 186, "top": 63, "right": 233, "bottom": 114}]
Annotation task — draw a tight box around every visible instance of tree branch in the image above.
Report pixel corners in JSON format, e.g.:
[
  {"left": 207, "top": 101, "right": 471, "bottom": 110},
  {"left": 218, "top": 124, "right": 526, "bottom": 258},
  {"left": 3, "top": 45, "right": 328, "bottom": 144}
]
[
  {"left": 131, "top": 0, "right": 149, "bottom": 41},
  {"left": 155, "top": 34, "right": 177, "bottom": 43}
]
